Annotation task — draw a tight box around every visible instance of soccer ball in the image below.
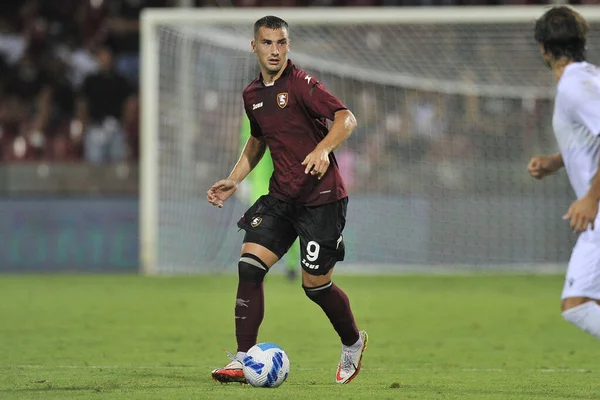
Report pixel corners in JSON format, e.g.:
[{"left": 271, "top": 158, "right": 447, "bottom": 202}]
[{"left": 242, "top": 342, "right": 290, "bottom": 388}]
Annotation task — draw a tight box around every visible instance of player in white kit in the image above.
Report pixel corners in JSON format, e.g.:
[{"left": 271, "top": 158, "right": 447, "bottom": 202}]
[{"left": 528, "top": 6, "right": 600, "bottom": 339}]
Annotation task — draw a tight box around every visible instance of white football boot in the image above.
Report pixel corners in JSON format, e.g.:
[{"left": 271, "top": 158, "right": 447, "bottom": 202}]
[{"left": 335, "top": 330, "right": 368, "bottom": 384}]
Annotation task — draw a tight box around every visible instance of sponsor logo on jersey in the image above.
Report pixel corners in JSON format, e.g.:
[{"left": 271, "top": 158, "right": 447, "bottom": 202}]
[
  {"left": 252, "top": 102, "right": 263, "bottom": 110},
  {"left": 251, "top": 216, "right": 262, "bottom": 227},
  {"left": 277, "top": 92, "right": 288, "bottom": 109}
]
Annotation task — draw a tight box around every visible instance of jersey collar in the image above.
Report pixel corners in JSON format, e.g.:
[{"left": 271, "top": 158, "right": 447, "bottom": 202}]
[{"left": 259, "top": 59, "right": 294, "bottom": 86}]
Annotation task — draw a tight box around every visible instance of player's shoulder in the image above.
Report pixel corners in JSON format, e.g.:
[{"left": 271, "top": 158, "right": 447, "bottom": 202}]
[
  {"left": 243, "top": 78, "right": 261, "bottom": 100},
  {"left": 558, "top": 62, "right": 600, "bottom": 103},
  {"left": 288, "top": 61, "right": 318, "bottom": 86},
  {"left": 559, "top": 63, "right": 600, "bottom": 91},
  {"left": 290, "top": 63, "right": 310, "bottom": 79}
]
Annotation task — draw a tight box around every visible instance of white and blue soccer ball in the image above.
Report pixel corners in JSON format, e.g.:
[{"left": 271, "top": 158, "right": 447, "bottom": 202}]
[{"left": 242, "top": 342, "right": 290, "bottom": 388}]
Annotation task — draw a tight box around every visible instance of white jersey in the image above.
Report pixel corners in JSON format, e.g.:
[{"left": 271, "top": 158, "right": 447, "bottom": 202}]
[
  {"left": 553, "top": 62, "right": 600, "bottom": 200},
  {"left": 554, "top": 62, "right": 600, "bottom": 299}
]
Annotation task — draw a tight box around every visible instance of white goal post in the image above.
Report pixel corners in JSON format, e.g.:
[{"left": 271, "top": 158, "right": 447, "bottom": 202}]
[{"left": 140, "top": 6, "right": 600, "bottom": 275}]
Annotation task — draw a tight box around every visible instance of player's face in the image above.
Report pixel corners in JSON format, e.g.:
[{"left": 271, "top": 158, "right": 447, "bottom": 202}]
[{"left": 252, "top": 27, "right": 290, "bottom": 75}]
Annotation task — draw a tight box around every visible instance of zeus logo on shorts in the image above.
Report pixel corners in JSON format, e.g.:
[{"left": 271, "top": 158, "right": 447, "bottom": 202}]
[
  {"left": 302, "top": 259, "right": 319, "bottom": 269},
  {"left": 250, "top": 216, "right": 262, "bottom": 227}
]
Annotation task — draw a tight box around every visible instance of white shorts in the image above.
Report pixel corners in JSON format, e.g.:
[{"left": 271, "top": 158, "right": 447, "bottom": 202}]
[{"left": 562, "top": 232, "right": 600, "bottom": 300}]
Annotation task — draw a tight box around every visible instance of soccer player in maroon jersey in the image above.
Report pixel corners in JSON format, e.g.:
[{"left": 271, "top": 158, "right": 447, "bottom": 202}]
[{"left": 207, "top": 15, "right": 367, "bottom": 385}]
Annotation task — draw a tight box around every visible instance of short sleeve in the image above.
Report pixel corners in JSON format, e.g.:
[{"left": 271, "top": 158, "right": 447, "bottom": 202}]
[
  {"left": 297, "top": 75, "right": 347, "bottom": 121},
  {"left": 245, "top": 109, "right": 263, "bottom": 138},
  {"left": 243, "top": 98, "right": 263, "bottom": 138}
]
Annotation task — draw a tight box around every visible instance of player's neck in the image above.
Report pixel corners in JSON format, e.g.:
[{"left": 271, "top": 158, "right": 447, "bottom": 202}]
[
  {"left": 551, "top": 57, "right": 574, "bottom": 83},
  {"left": 261, "top": 60, "right": 289, "bottom": 86}
]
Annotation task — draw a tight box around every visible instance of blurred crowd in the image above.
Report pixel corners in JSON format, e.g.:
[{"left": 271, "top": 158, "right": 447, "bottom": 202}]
[
  {"left": 196, "top": 0, "right": 596, "bottom": 5},
  {"left": 330, "top": 83, "right": 553, "bottom": 193},
  {"left": 0, "top": 0, "right": 595, "bottom": 165},
  {"left": 0, "top": 0, "right": 175, "bottom": 163}
]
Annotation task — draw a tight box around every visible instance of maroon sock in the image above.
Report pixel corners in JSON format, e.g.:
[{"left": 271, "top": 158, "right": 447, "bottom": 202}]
[
  {"left": 235, "top": 254, "right": 268, "bottom": 352},
  {"left": 235, "top": 282, "right": 264, "bottom": 352},
  {"left": 304, "top": 282, "right": 360, "bottom": 346}
]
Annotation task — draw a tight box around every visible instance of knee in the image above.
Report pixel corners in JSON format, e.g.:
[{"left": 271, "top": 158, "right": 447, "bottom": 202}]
[
  {"left": 238, "top": 253, "right": 268, "bottom": 283},
  {"left": 562, "top": 297, "right": 590, "bottom": 312},
  {"left": 303, "top": 281, "right": 333, "bottom": 301}
]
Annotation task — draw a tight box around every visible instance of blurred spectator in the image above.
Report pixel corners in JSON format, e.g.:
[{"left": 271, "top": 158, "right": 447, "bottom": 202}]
[
  {"left": 56, "top": 29, "right": 100, "bottom": 89},
  {"left": 28, "top": 56, "right": 77, "bottom": 160},
  {"left": 101, "top": 0, "right": 173, "bottom": 85},
  {"left": 0, "top": 25, "right": 26, "bottom": 66},
  {"left": 78, "top": 46, "right": 134, "bottom": 164}
]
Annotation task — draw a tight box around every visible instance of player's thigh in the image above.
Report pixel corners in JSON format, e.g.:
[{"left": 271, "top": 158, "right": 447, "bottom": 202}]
[
  {"left": 561, "top": 236, "right": 600, "bottom": 302},
  {"left": 237, "top": 195, "right": 298, "bottom": 261},
  {"left": 295, "top": 198, "right": 347, "bottom": 277}
]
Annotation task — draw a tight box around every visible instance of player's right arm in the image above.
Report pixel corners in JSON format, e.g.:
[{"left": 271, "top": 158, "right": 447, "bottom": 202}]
[
  {"left": 527, "top": 153, "right": 564, "bottom": 180},
  {"left": 228, "top": 135, "right": 267, "bottom": 185},
  {"left": 207, "top": 118, "right": 267, "bottom": 208}
]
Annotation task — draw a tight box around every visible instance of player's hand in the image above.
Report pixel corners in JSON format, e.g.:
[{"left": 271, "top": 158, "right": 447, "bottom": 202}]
[
  {"left": 527, "top": 155, "right": 561, "bottom": 180},
  {"left": 207, "top": 179, "right": 238, "bottom": 208},
  {"left": 301, "top": 148, "right": 330, "bottom": 180},
  {"left": 563, "top": 195, "right": 599, "bottom": 232}
]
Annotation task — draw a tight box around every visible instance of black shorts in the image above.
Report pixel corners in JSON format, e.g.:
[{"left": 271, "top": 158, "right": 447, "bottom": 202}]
[{"left": 237, "top": 195, "right": 347, "bottom": 275}]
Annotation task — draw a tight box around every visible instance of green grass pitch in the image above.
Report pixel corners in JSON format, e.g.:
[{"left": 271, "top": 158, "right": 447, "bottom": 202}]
[{"left": 1, "top": 273, "right": 599, "bottom": 399}]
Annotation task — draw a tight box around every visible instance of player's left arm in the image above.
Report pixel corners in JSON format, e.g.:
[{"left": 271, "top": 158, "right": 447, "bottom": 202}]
[
  {"left": 563, "top": 77, "right": 600, "bottom": 232},
  {"left": 302, "top": 109, "right": 357, "bottom": 179},
  {"left": 299, "top": 76, "right": 357, "bottom": 179}
]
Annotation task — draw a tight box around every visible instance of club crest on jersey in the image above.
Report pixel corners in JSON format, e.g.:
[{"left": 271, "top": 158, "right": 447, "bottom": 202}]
[
  {"left": 251, "top": 216, "right": 262, "bottom": 227},
  {"left": 277, "top": 92, "right": 288, "bottom": 109}
]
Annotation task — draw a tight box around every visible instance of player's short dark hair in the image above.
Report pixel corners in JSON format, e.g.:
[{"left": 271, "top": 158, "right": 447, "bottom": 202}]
[
  {"left": 534, "top": 6, "right": 588, "bottom": 62},
  {"left": 254, "top": 16, "right": 289, "bottom": 38}
]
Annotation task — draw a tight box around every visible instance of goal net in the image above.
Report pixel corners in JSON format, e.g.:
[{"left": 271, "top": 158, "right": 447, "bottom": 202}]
[{"left": 140, "top": 7, "right": 600, "bottom": 275}]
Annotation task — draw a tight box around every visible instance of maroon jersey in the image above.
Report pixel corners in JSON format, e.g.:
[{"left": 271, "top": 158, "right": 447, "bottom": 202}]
[{"left": 243, "top": 60, "right": 348, "bottom": 206}]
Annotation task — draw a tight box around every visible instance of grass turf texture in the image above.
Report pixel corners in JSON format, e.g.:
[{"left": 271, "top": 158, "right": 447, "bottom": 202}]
[{"left": 0, "top": 274, "right": 598, "bottom": 399}]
